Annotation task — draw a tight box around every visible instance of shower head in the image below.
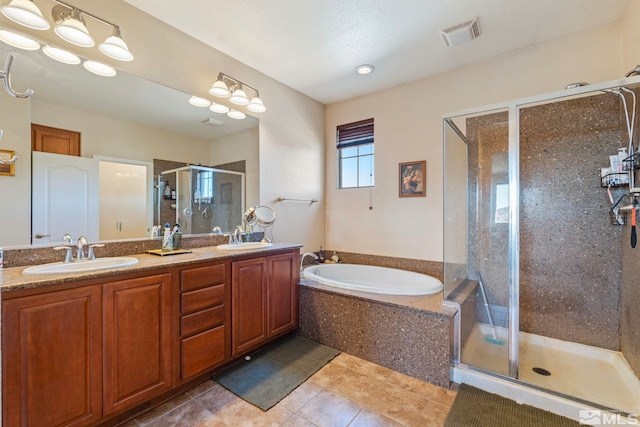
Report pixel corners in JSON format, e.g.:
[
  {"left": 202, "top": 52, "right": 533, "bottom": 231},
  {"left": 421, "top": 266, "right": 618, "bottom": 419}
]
[{"left": 565, "top": 82, "right": 590, "bottom": 90}]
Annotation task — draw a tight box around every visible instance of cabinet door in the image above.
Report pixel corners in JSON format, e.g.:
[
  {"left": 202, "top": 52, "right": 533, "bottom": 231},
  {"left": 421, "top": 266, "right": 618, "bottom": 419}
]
[
  {"left": 231, "top": 257, "right": 268, "bottom": 356},
  {"left": 103, "top": 273, "right": 172, "bottom": 415},
  {"left": 3, "top": 286, "right": 102, "bottom": 427},
  {"left": 268, "top": 252, "right": 299, "bottom": 337}
]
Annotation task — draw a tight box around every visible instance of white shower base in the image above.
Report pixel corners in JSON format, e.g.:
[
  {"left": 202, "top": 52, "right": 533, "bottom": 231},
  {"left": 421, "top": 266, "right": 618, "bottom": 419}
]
[{"left": 454, "top": 324, "right": 640, "bottom": 421}]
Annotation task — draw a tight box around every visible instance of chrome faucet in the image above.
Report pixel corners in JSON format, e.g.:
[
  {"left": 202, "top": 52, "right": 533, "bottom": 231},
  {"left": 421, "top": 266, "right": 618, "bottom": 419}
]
[
  {"left": 300, "top": 252, "right": 319, "bottom": 273},
  {"left": 76, "top": 236, "right": 88, "bottom": 260},
  {"left": 53, "top": 233, "right": 74, "bottom": 263},
  {"left": 233, "top": 226, "right": 245, "bottom": 244}
]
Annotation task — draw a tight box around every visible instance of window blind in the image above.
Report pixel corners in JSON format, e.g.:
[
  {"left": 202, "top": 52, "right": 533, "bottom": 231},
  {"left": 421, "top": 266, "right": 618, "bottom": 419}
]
[{"left": 336, "top": 118, "right": 374, "bottom": 149}]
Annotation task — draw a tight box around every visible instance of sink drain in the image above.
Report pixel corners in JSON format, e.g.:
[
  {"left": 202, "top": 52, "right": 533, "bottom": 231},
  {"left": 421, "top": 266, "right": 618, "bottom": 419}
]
[{"left": 532, "top": 367, "right": 551, "bottom": 376}]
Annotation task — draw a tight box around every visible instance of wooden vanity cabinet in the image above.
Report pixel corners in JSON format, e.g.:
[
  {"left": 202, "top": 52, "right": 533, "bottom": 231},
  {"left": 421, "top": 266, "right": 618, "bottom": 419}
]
[
  {"left": 178, "top": 261, "right": 231, "bottom": 381},
  {"left": 102, "top": 273, "right": 173, "bottom": 415},
  {"left": 231, "top": 250, "right": 299, "bottom": 356},
  {"left": 2, "top": 247, "right": 299, "bottom": 426},
  {"left": 2, "top": 285, "right": 102, "bottom": 427}
]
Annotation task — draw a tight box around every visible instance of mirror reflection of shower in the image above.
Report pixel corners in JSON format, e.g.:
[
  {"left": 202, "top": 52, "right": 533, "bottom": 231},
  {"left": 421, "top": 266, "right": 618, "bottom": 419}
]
[{"left": 157, "top": 165, "right": 245, "bottom": 234}]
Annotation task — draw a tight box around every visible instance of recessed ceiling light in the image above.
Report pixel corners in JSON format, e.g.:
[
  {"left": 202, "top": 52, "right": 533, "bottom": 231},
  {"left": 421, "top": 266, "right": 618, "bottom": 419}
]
[{"left": 355, "top": 64, "right": 375, "bottom": 75}]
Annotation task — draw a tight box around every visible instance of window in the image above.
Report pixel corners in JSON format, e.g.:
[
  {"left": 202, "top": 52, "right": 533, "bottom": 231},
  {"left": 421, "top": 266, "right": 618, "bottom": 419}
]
[{"left": 337, "top": 118, "right": 374, "bottom": 188}]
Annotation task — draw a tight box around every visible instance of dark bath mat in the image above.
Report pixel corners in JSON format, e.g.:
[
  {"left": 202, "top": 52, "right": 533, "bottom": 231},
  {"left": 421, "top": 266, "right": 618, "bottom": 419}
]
[
  {"left": 213, "top": 335, "right": 340, "bottom": 411},
  {"left": 445, "top": 383, "right": 579, "bottom": 427}
]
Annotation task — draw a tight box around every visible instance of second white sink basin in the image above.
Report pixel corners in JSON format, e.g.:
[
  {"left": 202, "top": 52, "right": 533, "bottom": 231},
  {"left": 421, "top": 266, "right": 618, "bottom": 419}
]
[
  {"left": 216, "top": 242, "right": 273, "bottom": 251},
  {"left": 23, "top": 257, "right": 139, "bottom": 275}
]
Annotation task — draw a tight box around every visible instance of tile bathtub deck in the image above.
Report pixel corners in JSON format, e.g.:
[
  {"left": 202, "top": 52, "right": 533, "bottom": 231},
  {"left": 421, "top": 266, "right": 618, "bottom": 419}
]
[{"left": 123, "top": 353, "right": 457, "bottom": 427}]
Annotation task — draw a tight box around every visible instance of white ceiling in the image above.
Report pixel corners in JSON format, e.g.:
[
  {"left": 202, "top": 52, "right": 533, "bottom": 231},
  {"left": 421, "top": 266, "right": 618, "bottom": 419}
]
[{"left": 125, "top": 0, "right": 631, "bottom": 105}]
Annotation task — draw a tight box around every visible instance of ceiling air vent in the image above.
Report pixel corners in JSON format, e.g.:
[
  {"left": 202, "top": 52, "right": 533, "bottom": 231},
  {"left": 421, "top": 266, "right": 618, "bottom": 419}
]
[{"left": 440, "top": 18, "right": 481, "bottom": 47}]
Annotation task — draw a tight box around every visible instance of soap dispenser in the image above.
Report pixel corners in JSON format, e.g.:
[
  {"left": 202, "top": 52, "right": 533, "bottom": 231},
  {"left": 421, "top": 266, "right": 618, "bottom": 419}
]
[
  {"left": 163, "top": 182, "right": 171, "bottom": 199},
  {"left": 318, "top": 246, "right": 326, "bottom": 263}
]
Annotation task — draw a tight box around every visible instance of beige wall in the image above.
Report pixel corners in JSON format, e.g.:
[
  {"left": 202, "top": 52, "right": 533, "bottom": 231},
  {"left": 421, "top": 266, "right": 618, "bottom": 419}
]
[
  {"left": 0, "top": 91, "right": 30, "bottom": 247},
  {"left": 0, "top": 0, "right": 326, "bottom": 252},
  {"left": 211, "top": 127, "right": 260, "bottom": 209},
  {"left": 32, "top": 101, "right": 213, "bottom": 163},
  {"left": 326, "top": 22, "right": 623, "bottom": 262},
  {"left": 622, "top": 0, "right": 640, "bottom": 72}
]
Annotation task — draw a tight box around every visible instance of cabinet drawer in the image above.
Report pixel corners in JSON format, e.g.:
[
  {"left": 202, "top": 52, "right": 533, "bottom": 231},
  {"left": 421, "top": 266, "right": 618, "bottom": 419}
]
[
  {"left": 181, "top": 326, "right": 225, "bottom": 379},
  {"left": 181, "top": 264, "right": 226, "bottom": 292},
  {"left": 181, "top": 305, "right": 225, "bottom": 337},
  {"left": 181, "top": 284, "right": 225, "bottom": 314}
]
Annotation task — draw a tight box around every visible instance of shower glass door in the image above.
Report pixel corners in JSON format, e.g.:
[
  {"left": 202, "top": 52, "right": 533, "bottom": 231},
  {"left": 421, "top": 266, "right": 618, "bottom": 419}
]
[{"left": 444, "top": 107, "right": 518, "bottom": 378}]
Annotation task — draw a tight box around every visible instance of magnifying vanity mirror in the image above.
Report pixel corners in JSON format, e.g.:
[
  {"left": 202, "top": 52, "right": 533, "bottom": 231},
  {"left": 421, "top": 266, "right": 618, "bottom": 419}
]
[
  {"left": 0, "top": 42, "right": 259, "bottom": 247},
  {"left": 243, "top": 205, "right": 276, "bottom": 242}
]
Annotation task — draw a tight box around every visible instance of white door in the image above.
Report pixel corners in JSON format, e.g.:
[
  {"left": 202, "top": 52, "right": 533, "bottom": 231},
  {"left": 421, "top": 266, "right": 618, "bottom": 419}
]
[
  {"left": 32, "top": 152, "right": 99, "bottom": 245},
  {"left": 99, "top": 161, "right": 149, "bottom": 240}
]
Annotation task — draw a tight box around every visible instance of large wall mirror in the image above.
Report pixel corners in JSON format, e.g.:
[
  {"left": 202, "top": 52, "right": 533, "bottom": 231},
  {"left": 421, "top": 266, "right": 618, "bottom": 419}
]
[{"left": 0, "top": 42, "right": 259, "bottom": 247}]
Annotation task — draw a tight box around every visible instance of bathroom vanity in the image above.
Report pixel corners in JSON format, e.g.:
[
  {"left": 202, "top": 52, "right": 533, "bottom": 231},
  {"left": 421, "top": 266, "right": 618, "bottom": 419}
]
[{"left": 0, "top": 244, "right": 300, "bottom": 426}]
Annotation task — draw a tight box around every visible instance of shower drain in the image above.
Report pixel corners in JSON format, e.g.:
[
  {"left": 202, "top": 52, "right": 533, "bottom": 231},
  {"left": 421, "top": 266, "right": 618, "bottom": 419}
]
[{"left": 532, "top": 367, "right": 551, "bottom": 376}]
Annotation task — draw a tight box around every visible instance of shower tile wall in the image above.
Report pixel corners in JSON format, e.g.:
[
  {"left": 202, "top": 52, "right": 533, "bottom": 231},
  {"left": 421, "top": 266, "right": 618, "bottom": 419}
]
[{"left": 468, "top": 94, "right": 624, "bottom": 350}]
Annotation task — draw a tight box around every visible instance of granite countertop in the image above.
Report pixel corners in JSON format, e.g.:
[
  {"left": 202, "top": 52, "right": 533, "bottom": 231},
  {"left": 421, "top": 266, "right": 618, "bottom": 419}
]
[
  {"left": 299, "top": 276, "right": 456, "bottom": 317},
  {"left": 0, "top": 243, "right": 302, "bottom": 293}
]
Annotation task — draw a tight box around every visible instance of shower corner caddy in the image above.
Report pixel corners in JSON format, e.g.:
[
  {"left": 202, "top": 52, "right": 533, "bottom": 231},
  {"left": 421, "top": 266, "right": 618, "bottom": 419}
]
[{"left": 600, "top": 151, "right": 640, "bottom": 188}]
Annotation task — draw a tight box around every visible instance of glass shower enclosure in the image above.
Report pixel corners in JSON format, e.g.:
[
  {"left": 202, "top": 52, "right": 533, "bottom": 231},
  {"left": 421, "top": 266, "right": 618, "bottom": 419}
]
[
  {"left": 444, "top": 77, "right": 640, "bottom": 413},
  {"left": 157, "top": 165, "right": 245, "bottom": 234}
]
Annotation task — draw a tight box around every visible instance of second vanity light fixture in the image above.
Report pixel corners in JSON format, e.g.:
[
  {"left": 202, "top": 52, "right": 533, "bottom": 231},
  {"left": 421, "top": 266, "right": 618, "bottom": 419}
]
[
  {"left": 188, "top": 73, "right": 266, "bottom": 120},
  {"left": 209, "top": 72, "right": 266, "bottom": 114},
  {"left": 0, "top": 0, "right": 133, "bottom": 74}
]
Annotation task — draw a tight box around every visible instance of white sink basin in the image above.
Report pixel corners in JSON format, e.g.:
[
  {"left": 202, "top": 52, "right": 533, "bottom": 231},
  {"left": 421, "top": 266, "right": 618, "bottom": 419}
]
[
  {"left": 216, "top": 242, "right": 273, "bottom": 251},
  {"left": 23, "top": 257, "right": 139, "bottom": 275}
]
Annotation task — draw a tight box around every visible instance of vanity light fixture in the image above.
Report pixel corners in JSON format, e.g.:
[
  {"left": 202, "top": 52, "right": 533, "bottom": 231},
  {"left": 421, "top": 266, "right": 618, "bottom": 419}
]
[
  {"left": 53, "top": 5, "right": 93, "bottom": 47},
  {"left": 227, "top": 109, "right": 246, "bottom": 120},
  {"left": 98, "top": 27, "right": 133, "bottom": 61},
  {"left": 2, "top": 0, "right": 134, "bottom": 61},
  {"left": 82, "top": 59, "right": 116, "bottom": 77},
  {"left": 247, "top": 94, "right": 266, "bottom": 113},
  {"left": 355, "top": 64, "right": 375, "bottom": 75},
  {"left": 0, "top": 29, "right": 40, "bottom": 50},
  {"left": 188, "top": 95, "right": 211, "bottom": 108},
  {"left": 0, "top": 0, "right": 50, "bottom": 30},
  {"left": 209, "top": 72, "right": 266, "bottom": 113},
  {"left": 209, "top": 102, "right": 230, "bottom": 114},
  {"left": 42, "top": 44, "right": 80, "bottom": 64}
]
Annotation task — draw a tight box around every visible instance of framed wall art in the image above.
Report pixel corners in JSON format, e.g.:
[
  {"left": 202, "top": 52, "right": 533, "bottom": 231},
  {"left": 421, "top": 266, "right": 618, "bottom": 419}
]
[
  {"left": 0, "top": 149, "right": 16, "bottom": 176},
  {"left": 399, "top": 160, "right": 426, "bottom": 197}
]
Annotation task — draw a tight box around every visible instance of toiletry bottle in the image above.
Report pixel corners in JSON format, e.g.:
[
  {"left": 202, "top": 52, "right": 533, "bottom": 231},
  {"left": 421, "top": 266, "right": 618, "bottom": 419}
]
[
  {"left": 318, "top": 246, "right": 326, "bottom": 263},
  {"left": 331, "top": 251, "right": 340, "bottom": 263},
  {"left": 172, "top": 224, "right": 182, "bottom": 250},
  {"left": 162, "top": 223, "right": 173, "bottom": 251},
  {"left": 164, "top": 182, "right": 171, "bottom": 199}
]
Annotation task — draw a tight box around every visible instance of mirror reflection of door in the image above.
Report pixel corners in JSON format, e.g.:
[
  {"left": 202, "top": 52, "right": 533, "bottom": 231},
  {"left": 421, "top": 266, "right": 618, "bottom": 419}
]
[
  {"left": 31, "top": 124, "right": 81, "bottom": 156},
  {"left": 99, "top": 161, "right": 150, "bottom": 240},
  {"left": 32, "top": 152, "right": 99, "bottom": 245}
]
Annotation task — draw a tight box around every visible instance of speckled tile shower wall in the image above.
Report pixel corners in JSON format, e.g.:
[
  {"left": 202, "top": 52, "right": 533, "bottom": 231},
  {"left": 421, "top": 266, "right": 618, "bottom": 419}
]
[{"left": 467, "top": 94, "right": 624, "bottom": 350}]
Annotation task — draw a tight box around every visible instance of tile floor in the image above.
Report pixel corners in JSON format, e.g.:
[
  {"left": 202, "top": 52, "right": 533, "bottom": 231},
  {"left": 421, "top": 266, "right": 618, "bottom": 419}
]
[{"left": 122, "top": 353, "right": 458, "bottom": 427}]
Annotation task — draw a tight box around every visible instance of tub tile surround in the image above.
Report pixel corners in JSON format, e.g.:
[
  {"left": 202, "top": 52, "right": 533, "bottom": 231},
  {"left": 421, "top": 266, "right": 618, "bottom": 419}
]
[
  {"left": 299, "top": 251, "right": 452, "bottom": 388},
  {"left": 298, "top": 280, "right": 454, "bottom": 389}
]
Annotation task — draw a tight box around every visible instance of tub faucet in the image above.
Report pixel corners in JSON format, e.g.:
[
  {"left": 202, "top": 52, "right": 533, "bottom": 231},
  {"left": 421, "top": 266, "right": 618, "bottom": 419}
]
[{"left": 300, "top": 252, "right": 319, "bottom": 273}]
